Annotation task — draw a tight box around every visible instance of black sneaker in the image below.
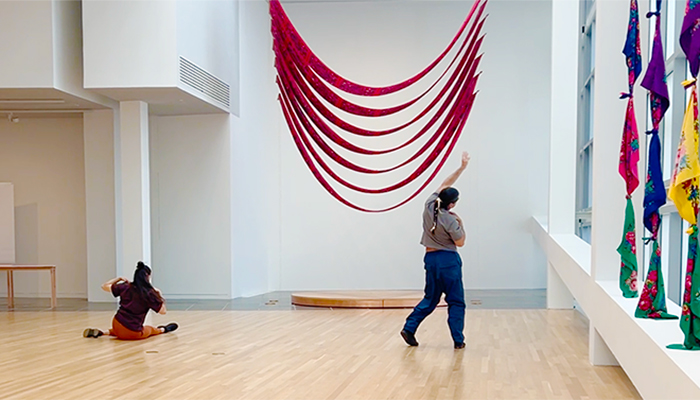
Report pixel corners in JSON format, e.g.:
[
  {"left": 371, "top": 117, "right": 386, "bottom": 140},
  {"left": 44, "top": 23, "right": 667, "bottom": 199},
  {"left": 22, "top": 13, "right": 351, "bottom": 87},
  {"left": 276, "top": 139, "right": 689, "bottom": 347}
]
[
  {"left": 454, "top": 342, "right": 466, "bottom": 349},
  {"left": 83, "top": 328, "right": 103, "bottom": 338},
  {"left": 158, "top": 323, "right": 179, "bottom": 333},
  {"left": 401, "top": 329, "right": 419, "bottom": 346}
]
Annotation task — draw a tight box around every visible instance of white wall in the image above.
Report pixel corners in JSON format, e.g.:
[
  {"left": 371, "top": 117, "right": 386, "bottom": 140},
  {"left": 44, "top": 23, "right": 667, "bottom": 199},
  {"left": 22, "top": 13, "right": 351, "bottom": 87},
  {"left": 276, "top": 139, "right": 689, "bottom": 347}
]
[
  {"left": 83, "top": 0, "right": 238, "bottom": 112},
  {"left": 52, "top": 0, "right": 115, "bottom": 108},
  {"left": 0, "top": 117, "right": 87, "bottom": 297},
  {"left": 0, "top": 0, "right": 117, "bottom": 108},
  {"left": 176, "top": 0, "right": 240, "bottom": 114},
  {"left": 83, "top": 0, "right": 178, "bottom": 88},
  {"left": 275, "top": 0, "right": 552, "bottom": 290},
  {"left": 52, "top": 0, "right": 83, "bottom": 94},
  {"left": 83, "top": 110, "right": 117, "bottom": 302},
  {"left": 230, "top": 0, "right": 281, "bottom": 298},
  {"left": 150, "top": 114, "right": 232, "bottom": 299},
  {"left": 0, "top": 1, "right": 54, "bottom": 88}
]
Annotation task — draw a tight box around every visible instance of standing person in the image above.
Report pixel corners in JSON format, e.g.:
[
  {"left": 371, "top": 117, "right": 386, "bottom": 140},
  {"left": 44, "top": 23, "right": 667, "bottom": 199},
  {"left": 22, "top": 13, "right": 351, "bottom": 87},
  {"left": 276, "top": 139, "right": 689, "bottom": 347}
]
[
  {"left": 401, "top": 151, "right": 470, "bottom": 349},
  {"left": 83, "top": 261, "right": 178, "bottom": 340}
]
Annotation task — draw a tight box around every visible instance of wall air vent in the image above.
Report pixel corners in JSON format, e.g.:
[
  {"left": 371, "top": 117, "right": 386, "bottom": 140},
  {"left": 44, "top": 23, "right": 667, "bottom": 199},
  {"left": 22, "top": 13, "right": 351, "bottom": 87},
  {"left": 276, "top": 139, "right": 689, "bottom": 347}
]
[{"left": 179, "top": 56, "right": 230, "bottom": 109}]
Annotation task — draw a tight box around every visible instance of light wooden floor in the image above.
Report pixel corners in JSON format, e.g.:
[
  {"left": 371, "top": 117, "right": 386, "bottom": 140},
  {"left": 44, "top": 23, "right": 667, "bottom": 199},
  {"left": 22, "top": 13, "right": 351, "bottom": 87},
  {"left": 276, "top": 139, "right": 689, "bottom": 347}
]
[{"left": 0, "top": 309, "right": 640, "bottom": 400}]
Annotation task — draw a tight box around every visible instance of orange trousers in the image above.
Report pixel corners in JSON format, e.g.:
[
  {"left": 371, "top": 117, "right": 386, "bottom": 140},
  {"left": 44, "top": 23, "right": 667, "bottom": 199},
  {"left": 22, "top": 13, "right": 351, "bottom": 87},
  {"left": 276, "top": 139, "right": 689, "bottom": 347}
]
[{"left": 108, "top": 317, "right": 162, "bottom": 340}]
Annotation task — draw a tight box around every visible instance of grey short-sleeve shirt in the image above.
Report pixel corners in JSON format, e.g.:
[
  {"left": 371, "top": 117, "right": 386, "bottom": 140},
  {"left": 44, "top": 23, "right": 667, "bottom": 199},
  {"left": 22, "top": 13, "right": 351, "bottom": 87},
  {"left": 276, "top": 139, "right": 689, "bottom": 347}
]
[{"left": 420, "top": 192, "right": 465, "bottom": 251}]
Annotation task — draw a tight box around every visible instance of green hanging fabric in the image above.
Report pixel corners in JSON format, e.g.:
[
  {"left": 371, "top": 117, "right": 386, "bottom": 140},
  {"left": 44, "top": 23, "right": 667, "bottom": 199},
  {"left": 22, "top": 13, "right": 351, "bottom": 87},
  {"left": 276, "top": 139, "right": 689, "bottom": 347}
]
[
  {"left": 668, "top": 226, "right": 700, "bottom": 350},
  {"left": 617, "top": 197, "right": 639, "bottom": 298},
  {"left": 635, "top": 240, "right": 678, "bottom": 319}
]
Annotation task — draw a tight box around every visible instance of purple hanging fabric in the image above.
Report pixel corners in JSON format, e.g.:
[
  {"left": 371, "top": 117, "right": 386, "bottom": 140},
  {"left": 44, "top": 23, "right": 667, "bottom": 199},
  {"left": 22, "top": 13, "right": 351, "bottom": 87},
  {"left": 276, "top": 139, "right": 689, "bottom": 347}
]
[
  {"left": 636, "top": 0, "right": 678, "bottom": 320},
  {"left": 642, "top": 0, "right": 670, "bottom": 132},
  {"left": 680, "top": 0, "right": 700, "bottom": 77},
  {"left": 641, "top": 0, "right": 670, "bottom": 235}
]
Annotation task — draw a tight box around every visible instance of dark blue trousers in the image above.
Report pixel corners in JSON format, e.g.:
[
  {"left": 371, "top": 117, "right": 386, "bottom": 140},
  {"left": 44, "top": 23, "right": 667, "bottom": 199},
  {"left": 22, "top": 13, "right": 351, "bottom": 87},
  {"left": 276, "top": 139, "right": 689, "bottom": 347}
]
[{"left": 403, "top": 250, "right": 466, "bottom": 344}]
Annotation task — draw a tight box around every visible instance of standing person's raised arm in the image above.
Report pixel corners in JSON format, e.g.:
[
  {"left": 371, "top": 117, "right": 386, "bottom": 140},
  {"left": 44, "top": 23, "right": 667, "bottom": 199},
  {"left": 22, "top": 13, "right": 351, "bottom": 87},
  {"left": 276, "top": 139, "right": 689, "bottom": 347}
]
[{"left": 437, "top": 152, "right": 470, "bottom": 193}]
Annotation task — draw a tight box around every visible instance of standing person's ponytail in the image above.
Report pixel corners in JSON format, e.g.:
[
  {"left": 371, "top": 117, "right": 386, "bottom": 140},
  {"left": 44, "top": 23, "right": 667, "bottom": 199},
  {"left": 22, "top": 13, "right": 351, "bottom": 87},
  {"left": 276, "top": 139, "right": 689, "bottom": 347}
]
[
  {"left": 431, "top": 198, "right": 442, "bottom": 234},
  {"left": 431, "top": 187, "right": 460, "bottom": 234}
]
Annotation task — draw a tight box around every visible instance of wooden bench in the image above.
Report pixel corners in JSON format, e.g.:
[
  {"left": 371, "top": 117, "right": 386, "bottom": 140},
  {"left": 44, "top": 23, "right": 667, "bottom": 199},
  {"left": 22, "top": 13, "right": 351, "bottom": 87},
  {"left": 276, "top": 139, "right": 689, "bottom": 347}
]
[{"left": 0, "top": 265, "right": 56, "bottom": 309}]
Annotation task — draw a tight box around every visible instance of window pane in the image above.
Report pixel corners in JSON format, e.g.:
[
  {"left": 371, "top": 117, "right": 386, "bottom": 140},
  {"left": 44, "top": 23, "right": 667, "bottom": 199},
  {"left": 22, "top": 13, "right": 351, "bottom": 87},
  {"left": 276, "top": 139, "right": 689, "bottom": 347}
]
[
  {"left": 589, "top": 23, "right": 596, "bottom": 73},
  {"left": 580, "top": 225, "right": 591, "bottom": 244},
  {"left": 575, "top": 6, "right": 595, "bottom": 243},
  {"left": 665, "top": 213, "right": 684, "bottom": 306},
  {"left": 687, "top": 61, "right": 692, "bottom": 104},
  {"left": 676, "top": 219, "right": 691, "bottom": 306},
  {"left": 666, "top": 0, "right": 676, "bottom": 57},
  {"left": 663, "top": 72, "right": 674, "bottom": 180},
  {"left": 586, "top": 147, "right": 593, "bottom": 208},
  {"left": 588, "top": 79, "right": 595, "bottom": 141}
]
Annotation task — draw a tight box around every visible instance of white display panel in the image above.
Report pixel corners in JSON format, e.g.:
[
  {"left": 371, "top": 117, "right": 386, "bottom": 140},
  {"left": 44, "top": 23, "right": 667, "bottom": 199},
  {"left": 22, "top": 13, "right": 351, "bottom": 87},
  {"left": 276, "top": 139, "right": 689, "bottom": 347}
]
[{"left": 0, "top": 183, "right": 15, "bottom": 264}]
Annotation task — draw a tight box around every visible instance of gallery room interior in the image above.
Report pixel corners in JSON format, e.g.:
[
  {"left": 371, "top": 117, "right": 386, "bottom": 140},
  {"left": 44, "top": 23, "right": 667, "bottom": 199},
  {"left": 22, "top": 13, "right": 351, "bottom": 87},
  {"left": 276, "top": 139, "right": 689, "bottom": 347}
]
[{"left": 1, "top": 0, "right": 700, "bottom": 398}]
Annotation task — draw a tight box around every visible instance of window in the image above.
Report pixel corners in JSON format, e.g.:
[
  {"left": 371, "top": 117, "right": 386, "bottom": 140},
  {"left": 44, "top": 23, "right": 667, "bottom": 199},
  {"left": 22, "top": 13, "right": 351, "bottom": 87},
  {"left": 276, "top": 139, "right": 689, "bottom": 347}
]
[{"left": 576, "top": 1, "right": 596, "bottom": 243}]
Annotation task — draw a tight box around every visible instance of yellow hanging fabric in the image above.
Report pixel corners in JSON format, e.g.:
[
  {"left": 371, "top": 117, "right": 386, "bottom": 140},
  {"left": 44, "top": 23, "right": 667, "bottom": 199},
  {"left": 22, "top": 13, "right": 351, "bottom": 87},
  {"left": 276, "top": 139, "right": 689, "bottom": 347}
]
[{"left": 669, "top": 80, "right": 700, "bottom": 225}]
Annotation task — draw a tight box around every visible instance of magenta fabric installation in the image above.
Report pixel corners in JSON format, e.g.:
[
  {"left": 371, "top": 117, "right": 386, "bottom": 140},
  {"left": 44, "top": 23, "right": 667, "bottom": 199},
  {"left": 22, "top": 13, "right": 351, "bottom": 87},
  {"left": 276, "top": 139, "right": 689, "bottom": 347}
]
[{"left": 270, "top": 0, "right": 487, "bottom": 212}]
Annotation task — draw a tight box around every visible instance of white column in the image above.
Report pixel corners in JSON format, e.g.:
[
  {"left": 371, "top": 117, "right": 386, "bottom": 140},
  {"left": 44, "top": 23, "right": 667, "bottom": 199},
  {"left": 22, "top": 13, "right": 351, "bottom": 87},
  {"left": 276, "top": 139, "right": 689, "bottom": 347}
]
[
  {"left": 84, "top": 110, "right": 117, "bottom": 302},
  {"left": 546, "top": 0, "right": 578, "bottom": 309},
  {"left": 548, "top": 0, "right": 578, "bottom": 236},
  {"left": 590, "top": 0, "right": 631, "bottom": 283},
  {"left": 117, "top": 101, "right": 151, "bottom": 276}
]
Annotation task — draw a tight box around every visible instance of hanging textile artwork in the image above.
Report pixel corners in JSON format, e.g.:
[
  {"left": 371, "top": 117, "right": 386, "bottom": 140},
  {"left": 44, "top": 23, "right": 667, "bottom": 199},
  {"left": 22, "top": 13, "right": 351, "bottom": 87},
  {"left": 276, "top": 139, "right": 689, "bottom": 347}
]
[
  {"left": 680, "top": 0, "right": 700, "bottom": 77},
  {"left": 668, "top": 0, "right": 700, "bottom": 350},
  {"left": 636, "top": 0, "right": 678, "bottom": 320},
  {"left": 270, "top": 0, "right": 487, "bottom": 212},
  {"left": 668, "top": 82, "right": 700, "bottom": 349},
  {"left": 617, "top": 0, "right": 642, "bottom": 298}
]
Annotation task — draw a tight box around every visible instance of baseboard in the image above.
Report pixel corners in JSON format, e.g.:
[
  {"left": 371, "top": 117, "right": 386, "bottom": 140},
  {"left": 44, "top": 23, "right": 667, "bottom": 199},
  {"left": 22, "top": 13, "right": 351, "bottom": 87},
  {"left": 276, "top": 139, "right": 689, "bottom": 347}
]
[
  {"left": 164, "top": 294, "right": 231, "bottom": 300},
  {"left": 0, "top": 291, "right": 86, "bottom": 298}
]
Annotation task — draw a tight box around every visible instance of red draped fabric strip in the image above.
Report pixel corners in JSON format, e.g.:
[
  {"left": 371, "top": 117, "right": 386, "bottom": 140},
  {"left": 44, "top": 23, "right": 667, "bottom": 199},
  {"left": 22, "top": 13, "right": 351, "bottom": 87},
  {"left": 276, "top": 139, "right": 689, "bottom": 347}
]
[
  {"left": 278, "top": 76, "right": 478, "bottom": 190},
  {"left": 278, "top": 90, "right": 475, "bottom": 212},
  {"left": 275, "top": 37, "right": 482, "bottom": 152},
  {"left": 271, "top": 0, "right": 487, "bottom": 212},
  {"left": 276, "top": 58, "right": 481, "bottom": 169},
  {"left": 277, "top": 31, "right": 484, "bottom": 139},
  {"left": 271, "top": 2, "right": 486, "bottom": 117},
  {"left": 270, "top": 0, "right": 485, "bottom": 97},
  {"left": 277, "top": 67, "right": 479, "bottom": 178}
]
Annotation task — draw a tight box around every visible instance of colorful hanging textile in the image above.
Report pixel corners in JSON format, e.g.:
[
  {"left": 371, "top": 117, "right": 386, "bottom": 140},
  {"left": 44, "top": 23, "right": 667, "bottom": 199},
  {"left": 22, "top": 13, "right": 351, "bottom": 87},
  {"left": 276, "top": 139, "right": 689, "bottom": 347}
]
[
  {"left": 636, "top": 0, "right": 677, "bottom": 319},
  {"left": 618, "top": 0, "right": 642, "bottom": 298},
  {"left": 680, "top": 0, "right": 700, "bottom": 77},
  {"left": 667, "top": 79, "right": 700, "bottom": 350},
  {"left": 668, "top": 82, "right": 700, "bottom": 224},
  {"left": 635, "top": 240, "right": 678, "bottom": 319},
  {"left": 667, "top": 226, "right": 700, "bottom": 349},
  {"left": 668, "top": 0, "right": 700, "bottom": 349},
  {"left": 271, "top": 0, "right": 487, "bottom": 212},
  {"left": 618, "top": 197, "right": 639, "bottom": 298},
  {"left": 622, "top": 0, "right": 643, "bottom": 94}
]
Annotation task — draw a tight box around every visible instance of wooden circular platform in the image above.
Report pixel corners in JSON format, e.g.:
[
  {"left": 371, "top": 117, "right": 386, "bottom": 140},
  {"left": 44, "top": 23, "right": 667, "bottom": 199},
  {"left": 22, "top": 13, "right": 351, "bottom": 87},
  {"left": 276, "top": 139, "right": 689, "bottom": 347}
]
[{"left": 291, "top": 290, "right": 447, "bottom": 309}]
